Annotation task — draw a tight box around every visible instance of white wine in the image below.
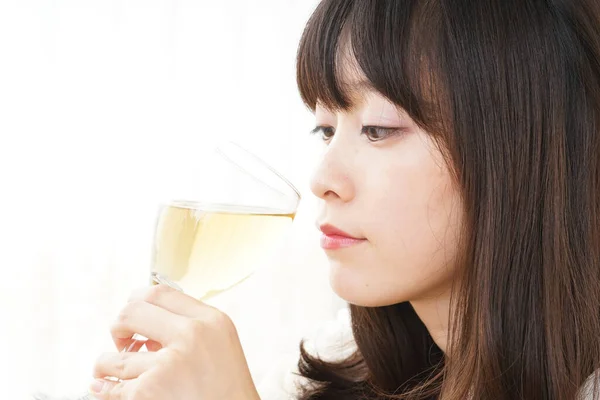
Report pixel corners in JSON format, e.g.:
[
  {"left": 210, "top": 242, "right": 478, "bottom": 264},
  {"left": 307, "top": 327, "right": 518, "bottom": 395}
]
[{"left": 151, "top": 201, "right": 295, "bottom": 299}]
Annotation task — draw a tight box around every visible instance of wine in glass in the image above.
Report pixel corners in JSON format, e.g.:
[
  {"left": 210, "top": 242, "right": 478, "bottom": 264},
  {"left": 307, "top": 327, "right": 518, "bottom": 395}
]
[{"left": 149, "top": 141, "right": 300, "bottom": 299}]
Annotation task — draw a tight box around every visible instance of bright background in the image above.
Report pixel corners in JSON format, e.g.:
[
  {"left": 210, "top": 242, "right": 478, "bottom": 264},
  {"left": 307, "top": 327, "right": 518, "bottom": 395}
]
[{"left": 0, "top": 1, "right": 347, "bottom": 398}]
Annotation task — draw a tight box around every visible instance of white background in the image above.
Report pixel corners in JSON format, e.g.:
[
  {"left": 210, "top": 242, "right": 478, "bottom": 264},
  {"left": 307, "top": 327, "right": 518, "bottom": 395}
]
[{"left": 0, "top": 1, "right": 346, "bottom": 398}]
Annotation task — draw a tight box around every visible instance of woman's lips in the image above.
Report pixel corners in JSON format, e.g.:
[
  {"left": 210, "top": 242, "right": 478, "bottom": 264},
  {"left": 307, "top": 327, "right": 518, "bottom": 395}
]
[
  {"left": 319, "top": 224, "right": 367, "bottom": 250},
  {"left": 320, "top": 234, "right": 367, "bottom": 250}
]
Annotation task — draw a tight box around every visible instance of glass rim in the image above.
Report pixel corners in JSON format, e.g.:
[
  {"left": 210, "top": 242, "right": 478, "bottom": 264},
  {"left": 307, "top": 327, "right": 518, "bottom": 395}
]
[{"left": 158, "top": 200, "right": 298, "bottom": 216}]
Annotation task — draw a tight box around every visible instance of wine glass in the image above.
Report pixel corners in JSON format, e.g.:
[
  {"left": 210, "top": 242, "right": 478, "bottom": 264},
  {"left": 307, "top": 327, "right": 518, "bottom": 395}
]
[
  {"left": 149, "top": 141, "right": 300, "bottom": 300},
  {"left": 35, "top": 142, "right": 300, "bottom": 400}
]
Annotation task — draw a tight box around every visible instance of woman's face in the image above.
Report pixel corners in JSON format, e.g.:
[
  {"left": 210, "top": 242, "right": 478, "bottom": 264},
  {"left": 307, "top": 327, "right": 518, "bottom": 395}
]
[{"left": 311, "top": 87, "right": 463, "bottom": 307}]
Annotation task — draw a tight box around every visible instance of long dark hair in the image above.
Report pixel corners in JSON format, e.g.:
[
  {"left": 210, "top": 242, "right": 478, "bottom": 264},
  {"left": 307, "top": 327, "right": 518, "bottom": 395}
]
[{"left": 295, "top": 1, "right": 600, "bottom": 399}]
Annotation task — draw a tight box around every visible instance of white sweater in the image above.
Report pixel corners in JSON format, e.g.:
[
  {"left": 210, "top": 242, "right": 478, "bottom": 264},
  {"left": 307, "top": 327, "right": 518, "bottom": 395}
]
[{"left": 257, "top": 308, "right": 355, "bottom": 399}]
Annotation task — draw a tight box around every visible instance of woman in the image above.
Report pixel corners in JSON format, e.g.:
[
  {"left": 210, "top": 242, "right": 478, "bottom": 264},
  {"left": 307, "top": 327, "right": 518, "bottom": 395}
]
[{"left": 90, "top": 0, "right": 600, "bottom": 399}]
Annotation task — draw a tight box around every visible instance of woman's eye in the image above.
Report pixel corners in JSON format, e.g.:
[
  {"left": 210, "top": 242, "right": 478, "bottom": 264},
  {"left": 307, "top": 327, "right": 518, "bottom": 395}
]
[
  {"left": 310, "top": 125, "right": 335, "bottom": 142},
  {"left": 361, "top": 126, "right": 399, "bottom": 142}
]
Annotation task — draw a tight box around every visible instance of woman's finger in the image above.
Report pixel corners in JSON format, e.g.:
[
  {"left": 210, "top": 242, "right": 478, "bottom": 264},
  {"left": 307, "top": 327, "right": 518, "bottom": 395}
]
[
  {"left": 93, "top": 351, "right": 160, "bottom": 381},
  {"left": 128, "top": 283, "right": 213, "bottom": 318},
  {"left": 89, "top": 378, "right": 135, "bottom": 400},
  {"left": 110, "top": 299, "right": 188, "bottom": 349},
  {"left": 145, "top": 339, "right": 163, "bottom": 352}
]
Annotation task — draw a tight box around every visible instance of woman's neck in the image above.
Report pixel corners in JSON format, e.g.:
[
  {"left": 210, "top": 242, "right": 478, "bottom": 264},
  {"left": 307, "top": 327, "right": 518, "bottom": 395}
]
[{"left": 410, "top": 286, "right": 452, "bottom": 353}]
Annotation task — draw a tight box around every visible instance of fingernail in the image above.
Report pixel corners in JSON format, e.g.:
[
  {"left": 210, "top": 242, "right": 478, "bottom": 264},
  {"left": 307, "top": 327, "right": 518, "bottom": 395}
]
[{"left": 90, "top": 379, "right": 106, "bottom": 394}]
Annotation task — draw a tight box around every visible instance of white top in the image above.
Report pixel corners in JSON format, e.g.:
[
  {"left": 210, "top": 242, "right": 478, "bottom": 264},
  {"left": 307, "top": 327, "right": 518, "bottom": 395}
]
[{"left": 257, "top": 308, "right": 355, "bottom": 399}]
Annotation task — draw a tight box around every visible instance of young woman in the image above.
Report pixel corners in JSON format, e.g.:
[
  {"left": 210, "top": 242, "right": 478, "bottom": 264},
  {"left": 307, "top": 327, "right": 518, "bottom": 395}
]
[{"left": 90, "top": 0, "right": 600, "bottom": 399}]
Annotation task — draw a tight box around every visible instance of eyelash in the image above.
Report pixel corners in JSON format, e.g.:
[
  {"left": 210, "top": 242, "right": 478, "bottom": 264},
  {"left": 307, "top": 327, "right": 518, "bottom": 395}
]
[{"left": 310, "top": 125, "right": 401, "bottom": 143}]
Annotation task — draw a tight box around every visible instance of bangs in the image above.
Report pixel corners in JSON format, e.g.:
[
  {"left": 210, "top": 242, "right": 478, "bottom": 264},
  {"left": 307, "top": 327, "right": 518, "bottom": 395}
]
[{"left": 296, "top": 0, "right": 445, "bottom": 129}]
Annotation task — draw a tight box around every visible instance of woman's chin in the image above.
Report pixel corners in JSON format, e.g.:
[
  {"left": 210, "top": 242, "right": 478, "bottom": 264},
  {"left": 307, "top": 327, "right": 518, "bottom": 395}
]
[{"left": 328, "top": 261, "right": 403, "bottom": 307}]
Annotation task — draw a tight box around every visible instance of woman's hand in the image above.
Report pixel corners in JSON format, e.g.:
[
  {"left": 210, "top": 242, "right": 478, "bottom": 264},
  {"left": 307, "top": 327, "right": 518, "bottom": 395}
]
[{"left": 90, "top": 284, "right": 260, "bottom": 400}]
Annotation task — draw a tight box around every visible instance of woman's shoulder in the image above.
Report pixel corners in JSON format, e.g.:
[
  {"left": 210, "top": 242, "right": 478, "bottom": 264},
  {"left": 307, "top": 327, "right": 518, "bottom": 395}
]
[
  {"left": 257, "top": 307, "right": 355, "bottom": 399},
  {"left": 579, "top": 369, "right": 600, "bottom": 400},
  {"left": 301, "top": 307, "right": 356, "bottom": 362}
]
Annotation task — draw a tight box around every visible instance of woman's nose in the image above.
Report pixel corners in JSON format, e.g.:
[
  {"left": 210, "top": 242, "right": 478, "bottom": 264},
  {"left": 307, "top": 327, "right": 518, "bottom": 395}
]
[{"left": 309, "top": 139, "right": 356, "bottom": 203}]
